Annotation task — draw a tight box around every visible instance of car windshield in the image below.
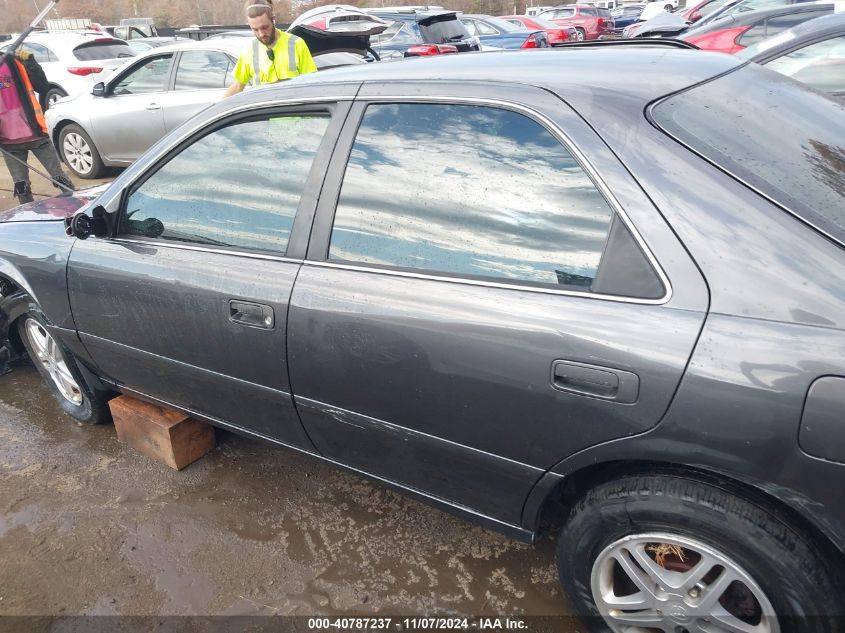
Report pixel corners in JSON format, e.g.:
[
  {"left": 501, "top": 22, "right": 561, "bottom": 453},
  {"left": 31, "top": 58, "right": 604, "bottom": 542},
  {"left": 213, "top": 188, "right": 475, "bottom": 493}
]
[
  {"left": 419, "top": 15, "right": 471, "bottom": 42},
  {"left": 73, "top": 40, "right": 136, "bottom": 60},
  {"left": 652, "top": 64, "right": 845, "bottom": 246}
]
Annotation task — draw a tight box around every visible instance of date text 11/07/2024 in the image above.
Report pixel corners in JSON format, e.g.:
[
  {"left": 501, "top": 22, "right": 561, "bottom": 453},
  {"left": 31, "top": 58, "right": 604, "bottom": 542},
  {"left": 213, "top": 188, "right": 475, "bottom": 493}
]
[{"left": 307, "top": 617, "right": 529, "bottom": 630}]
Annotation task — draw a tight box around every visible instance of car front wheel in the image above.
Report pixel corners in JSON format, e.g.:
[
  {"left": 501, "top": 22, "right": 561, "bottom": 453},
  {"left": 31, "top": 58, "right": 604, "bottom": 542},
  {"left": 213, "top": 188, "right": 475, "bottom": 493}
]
[
  {"left": 59, "top": 123, "right": 105, "bottom": 179},
  {"left": 575, "top": 28, "right": 586, "bottom": 41},
  {"left": 18, "top": 312, "right": 112, "bottom": 424},
  {"left": 557, "top": 473, "right": 844, "bottom": 633}
]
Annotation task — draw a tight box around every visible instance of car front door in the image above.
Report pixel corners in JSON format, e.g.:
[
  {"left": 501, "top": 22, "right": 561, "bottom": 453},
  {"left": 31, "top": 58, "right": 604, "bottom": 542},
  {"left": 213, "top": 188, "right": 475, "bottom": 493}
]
[
  {"left": 162, "top": 49, "right": 235, "bottom": 133},
  {"left": 67, "top": 97, "right": 353, "bottom": 446},
  {"left": 91, "top": 53, "right": 172, "bottom": 162},
  {"left": 287, "top": 83, "right": 709, "bottom": 528}
]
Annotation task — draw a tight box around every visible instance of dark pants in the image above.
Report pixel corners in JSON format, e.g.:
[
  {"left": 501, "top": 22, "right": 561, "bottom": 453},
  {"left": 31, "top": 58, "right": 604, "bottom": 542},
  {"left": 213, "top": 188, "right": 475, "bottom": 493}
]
[{"left": 1, "top": 137, "right": 66, "bottom": 184}]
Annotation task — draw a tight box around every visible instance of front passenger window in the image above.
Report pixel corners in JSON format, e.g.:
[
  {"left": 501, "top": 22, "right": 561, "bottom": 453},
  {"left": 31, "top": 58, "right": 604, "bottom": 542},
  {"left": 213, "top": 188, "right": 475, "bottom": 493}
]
[
  {"left": 112, "top": 55, "right": 174, "bottom": 95},
  {"left": 121, "top": 113, "right": 331, "bottom": 254}
]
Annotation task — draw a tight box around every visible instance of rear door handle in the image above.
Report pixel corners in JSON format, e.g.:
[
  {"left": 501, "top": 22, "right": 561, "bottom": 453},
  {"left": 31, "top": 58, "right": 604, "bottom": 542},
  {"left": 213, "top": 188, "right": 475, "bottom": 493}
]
[
  {"left": 551, "top": 360, "right": 639, "bottom": 404},
  {"left": 229, "top": 300, "right": 274, "bottom": 329}
]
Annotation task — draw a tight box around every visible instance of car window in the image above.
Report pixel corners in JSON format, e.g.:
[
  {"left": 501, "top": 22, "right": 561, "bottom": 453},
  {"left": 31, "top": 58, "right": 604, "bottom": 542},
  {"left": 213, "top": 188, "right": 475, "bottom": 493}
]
[
  {"left": 473, "top": 19, "right": 499, "bottom": 35},
  {"left": 73, "top": 40, "right": 135, "bottom": 61},
  {"left": 112, "top": 54, "right": 173, "bottom": 95},
  {"left": 120, "top": 114, "right": 331, "bottom": 253},
  {"left": 329, "top": 103, "right": 619, "bottom": 292},
  {"left": 461, "top": 19, "right": 480, "bottom": 35},
  {"left": 174, "top": 50, "right": 234, "bottom": 90},
  {"left": 372, "top": 21, "right": 419, "bottom": 45},
  {"left": 765, "top": 35, "right": 845, "bottom": 93},
  {"left": 740, "top": 11, "right": 829, "bottom": 47},
  {"left": 700, "top": 0, "right": 733, "bottom": 17},
  {"left": 532, "top": 16, "right": 566, "bottom": 28},
  {"left": 652, "top": 64, "right": 845, "bottom": 247},
  {"left": 582, "top": 7, "right": 598, "bottom": 16},
  {"left": 20, "top": 42, "right": 55, "bottom": 63},
  {"left": 551, "top": 8, "right": 576, "bottom": 17},
  {"left": 485, "top": 17, "right": 525, "bottom": 32},
  {"left": 419, "top": 15, "right": 471, "bottom": 43}
]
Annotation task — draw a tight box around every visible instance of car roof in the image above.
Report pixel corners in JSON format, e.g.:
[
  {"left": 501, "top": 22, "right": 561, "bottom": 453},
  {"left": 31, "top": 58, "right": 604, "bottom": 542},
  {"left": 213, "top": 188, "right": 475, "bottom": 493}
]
[{"left": 234, "top": 48, "right": 741, "bottom": 112}]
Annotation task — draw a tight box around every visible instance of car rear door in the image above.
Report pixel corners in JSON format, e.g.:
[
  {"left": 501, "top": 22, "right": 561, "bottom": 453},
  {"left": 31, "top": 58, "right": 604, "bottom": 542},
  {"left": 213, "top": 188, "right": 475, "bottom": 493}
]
[
  {"left": 162, "top": 49, "right": 235, "bottom": 133},
  {"left": 91, "top": 53, "right": 172, "bottom": 162},
  {"left": 68, "top": 91, "right": 356, "bottom": 446},
  {"left": 286, "top": 82, "right": 709, "bottom": 527}
]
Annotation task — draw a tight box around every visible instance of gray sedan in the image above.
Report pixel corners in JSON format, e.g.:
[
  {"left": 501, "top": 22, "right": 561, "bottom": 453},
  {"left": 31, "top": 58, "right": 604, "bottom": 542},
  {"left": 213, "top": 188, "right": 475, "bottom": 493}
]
[{"left": 45, "top": 40, "right": 242, "bottom": 179}]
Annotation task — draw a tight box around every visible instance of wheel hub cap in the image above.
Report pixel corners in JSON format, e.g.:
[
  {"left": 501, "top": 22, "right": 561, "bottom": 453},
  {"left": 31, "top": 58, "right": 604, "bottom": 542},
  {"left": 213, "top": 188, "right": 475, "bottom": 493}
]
[
  {"left": 592, "top": 532, "right": 779, "bottom": 633},
  {"left": 24, "top": 318, "right": 83, "bottom": 406}
]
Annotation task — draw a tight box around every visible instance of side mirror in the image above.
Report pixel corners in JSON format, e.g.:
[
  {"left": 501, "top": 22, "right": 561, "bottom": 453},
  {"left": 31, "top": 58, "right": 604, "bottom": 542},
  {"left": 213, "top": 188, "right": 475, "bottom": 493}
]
[
  {"left": 92, "top": 82, "right": 105, "bottom": 97},
  {"left": 65, "top": 205, "right": 111, "bottom": 240},
  {"left": 689, "top": 10, "right": 701, "bottom": 21}
]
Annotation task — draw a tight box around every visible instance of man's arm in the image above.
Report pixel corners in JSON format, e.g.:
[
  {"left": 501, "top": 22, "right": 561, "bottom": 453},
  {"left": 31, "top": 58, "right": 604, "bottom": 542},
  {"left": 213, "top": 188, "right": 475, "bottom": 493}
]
[
  {"left": 224, "top": 52, "right": 251, "bottom": 99},
  {"left": 223, "top": 81, "right": 246, "bottom": 98}
]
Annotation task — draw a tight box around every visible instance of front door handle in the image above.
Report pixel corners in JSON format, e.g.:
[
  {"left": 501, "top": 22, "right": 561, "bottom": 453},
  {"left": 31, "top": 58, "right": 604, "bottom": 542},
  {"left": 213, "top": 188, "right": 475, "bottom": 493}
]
[
  {"left": 551, "top": 360, "right": 639, "bottom": 404},
  {"left": 146, "top": 103, "right": 161, "bottom": 111},
  {"left": 229, "top": 300, "right": 274, "bottom": 329}
]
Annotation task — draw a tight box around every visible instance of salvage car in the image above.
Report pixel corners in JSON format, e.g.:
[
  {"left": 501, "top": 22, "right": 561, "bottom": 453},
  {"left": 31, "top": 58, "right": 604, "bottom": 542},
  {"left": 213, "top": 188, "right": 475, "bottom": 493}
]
[{"left": 2, "top": 46, "right": 845, "bottom": 632}]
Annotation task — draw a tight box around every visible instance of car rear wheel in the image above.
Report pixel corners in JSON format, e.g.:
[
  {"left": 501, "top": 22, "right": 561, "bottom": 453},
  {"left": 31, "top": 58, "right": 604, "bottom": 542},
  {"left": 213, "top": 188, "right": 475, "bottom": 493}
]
[
  {"left": 575, "top": 28, "right": 586, "bottom": 41},
  {"left": 59, "top": 123, "right": 105, "bottom": 179},
  {"left": 664, "top": 4, "right": 674, "bottom": 10},
  {"left": 557, "top": 473, "right": 844, "bottom": 633},
  {"left": 45, "top": 86, "right": 68, "bottom": 108},
  {"left": 18, "top": 312, "right": 112, "bottom": 424}
]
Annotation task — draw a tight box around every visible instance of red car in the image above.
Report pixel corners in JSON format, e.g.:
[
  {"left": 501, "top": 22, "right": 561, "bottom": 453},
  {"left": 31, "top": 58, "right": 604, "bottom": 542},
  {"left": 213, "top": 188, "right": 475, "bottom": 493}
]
[
  {"left": 538, "top": 5, "right": 614, "bottom": 40},
  {"left": 500, "top": 15, "right": 576, "bottom": 45}
]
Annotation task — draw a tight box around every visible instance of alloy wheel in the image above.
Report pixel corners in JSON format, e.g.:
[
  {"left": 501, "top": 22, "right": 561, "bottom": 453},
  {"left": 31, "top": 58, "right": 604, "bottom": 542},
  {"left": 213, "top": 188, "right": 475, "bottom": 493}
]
[
  {"left": 591, "top": 532, "right": 779, "bottom": 633},
  {"left": 62, "top": 132, "right": 94, "bottom": 176},
  {"left": 24, "top": 318, "right": 83, "bottom": 406}
]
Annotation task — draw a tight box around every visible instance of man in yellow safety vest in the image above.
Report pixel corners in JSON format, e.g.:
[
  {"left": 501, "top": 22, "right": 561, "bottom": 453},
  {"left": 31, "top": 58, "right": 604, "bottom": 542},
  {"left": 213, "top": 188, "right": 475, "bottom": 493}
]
[{"left": 224, "top": 0, "right": 318, "bottom": 98}]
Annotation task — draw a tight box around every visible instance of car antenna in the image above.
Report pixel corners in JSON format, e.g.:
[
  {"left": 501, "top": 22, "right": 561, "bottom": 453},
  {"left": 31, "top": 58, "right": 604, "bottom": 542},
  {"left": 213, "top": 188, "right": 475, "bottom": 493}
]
[{"left": 2, "top": 1, "right": 74, "bottom": 196}]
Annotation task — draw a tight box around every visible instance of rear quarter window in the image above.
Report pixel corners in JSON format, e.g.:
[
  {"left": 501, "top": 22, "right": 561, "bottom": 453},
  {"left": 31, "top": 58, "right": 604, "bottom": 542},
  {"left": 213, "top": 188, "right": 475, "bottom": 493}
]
[{"left": 652, "top": 64, "right": 845, "bottom": 245}]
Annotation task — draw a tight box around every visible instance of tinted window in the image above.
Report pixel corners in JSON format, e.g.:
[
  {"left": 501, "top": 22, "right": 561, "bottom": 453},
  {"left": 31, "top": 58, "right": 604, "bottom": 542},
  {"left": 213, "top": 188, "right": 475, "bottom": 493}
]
[
  {"left": 738, "top": 21, "right": 769, "bottom": 47},
  {"left": 112, "top": 54, "right": 173, "bottom": 95},
  {"left": 330, "top": 104, "right": 617, "bottom": 291},
  {"left": 73, "top": 40, "right": 135, "bottom": 61},
  {"left": 174, "top": 50, "right": 233, "bottom": 90},
  {"left": 122, "top": 114, "right": 330, "bottom": 253},
  {"left": 551, "top": 8, "right": 576, "bottom": 17},
  {"left": 419, "top": 15, "right": 471, "bottom": 43},
  {"left": 581, "top": 7, "right": 598, "bottom": 16},
  {"left": 652, "top": 65, "right": 845, "bottom": 245},
  {"left": 765, "top": 35, "right": 845, "bottom": 93}
]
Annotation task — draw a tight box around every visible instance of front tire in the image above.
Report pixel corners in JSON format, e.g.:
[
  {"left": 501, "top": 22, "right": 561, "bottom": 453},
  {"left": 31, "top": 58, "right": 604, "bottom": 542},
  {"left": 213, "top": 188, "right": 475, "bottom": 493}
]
[
  {"left": 18, "top": 312, "right": 112, "bottom": 424},
  {"left": 575, "top": 28, "right": 586, "bottom": 41},
  {"left": 59, "top": 123, "right": 105, "bottom": 179},
  {"left": 557, "top": 473, "right": 844, "bottom": 633}
]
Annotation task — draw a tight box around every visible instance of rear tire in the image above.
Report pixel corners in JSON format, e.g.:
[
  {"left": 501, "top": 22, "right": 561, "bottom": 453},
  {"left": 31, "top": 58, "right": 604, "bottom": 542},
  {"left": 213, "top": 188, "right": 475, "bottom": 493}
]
[
  {"left": 664, "top": 3, "right": 674, "bottom": 10},
  {"left": 18, "top": 311, "right": 112, "bottom": 424},
  {"left": 59, "top": 123, "right": 105, "bottom": 179},
  {"left": 44, "top": 86, "right": 68, "bottom": 108},
  {"left": 557, "top": 473, "right": 844, "bottom": 633},
  {"left": 575, "top": 28, "right": 586, "bottom": 41}
]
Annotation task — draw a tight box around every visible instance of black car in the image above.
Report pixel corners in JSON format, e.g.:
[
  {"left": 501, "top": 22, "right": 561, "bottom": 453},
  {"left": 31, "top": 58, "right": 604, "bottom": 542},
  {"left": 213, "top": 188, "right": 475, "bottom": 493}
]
[
  {"left": 364, "top": 8, "right": 481, "bottom": 59},
  {"left": 2, "top": 46, "right": 845, "bottom": 631},
  {"left": 739, "top": 11, "right": 845, "bottom": 102}
]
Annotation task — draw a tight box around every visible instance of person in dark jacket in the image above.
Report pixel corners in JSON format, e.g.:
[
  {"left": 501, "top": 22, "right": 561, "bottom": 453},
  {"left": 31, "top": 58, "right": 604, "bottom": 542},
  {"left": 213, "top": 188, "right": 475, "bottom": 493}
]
[{"left": 0, "top": 49, "right": 73, "bottom": 204}]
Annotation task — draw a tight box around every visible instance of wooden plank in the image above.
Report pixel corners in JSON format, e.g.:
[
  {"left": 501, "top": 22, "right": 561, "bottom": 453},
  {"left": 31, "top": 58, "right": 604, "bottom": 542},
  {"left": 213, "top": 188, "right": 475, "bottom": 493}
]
[{"left": 109, "top": 395, "right": 216, "bottom": 470}]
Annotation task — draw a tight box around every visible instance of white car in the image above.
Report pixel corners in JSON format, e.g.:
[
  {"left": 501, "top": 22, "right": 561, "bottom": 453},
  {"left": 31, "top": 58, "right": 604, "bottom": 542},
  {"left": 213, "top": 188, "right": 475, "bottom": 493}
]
[{"left": 7, "top": 31, "right": 136, "bottom": 106}]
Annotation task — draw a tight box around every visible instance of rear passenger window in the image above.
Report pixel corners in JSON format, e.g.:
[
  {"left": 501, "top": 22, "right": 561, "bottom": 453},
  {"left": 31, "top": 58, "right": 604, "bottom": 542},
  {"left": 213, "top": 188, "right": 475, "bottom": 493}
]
[{"left": 329, "top": 103, "right": 635, "bottom": 293}]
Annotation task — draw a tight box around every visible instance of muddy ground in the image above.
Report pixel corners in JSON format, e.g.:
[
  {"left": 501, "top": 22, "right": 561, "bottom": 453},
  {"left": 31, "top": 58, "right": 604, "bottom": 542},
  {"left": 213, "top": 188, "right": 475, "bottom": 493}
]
[{"left": 0, "top": 360, "right": 578, "bottom": 626}]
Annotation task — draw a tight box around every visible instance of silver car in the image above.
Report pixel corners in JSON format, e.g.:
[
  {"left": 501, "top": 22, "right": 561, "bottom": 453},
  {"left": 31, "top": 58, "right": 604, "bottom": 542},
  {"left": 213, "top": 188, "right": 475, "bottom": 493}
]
[{"left": 45, "top": 40, "right": 242, "bottom": 179}]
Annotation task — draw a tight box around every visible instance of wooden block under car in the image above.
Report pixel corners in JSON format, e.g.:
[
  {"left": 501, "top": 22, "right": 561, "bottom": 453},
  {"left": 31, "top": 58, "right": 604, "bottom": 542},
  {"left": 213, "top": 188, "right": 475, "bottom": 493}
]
[{"left": 109, "top": 395, "right": 216, "bottom": 470}]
